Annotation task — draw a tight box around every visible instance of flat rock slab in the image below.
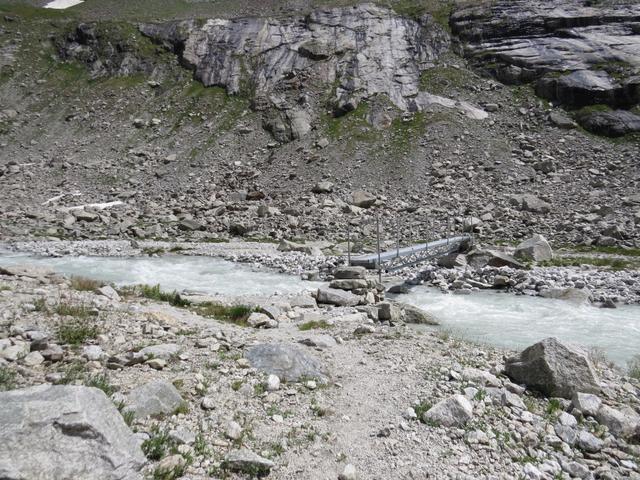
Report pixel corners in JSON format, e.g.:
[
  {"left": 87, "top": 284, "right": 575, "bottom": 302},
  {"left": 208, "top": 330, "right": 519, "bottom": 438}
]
[
  {"left": 245, "top": 343, "right": 328, "bottom": 382},
  {"left": 124, "top": 380, "right": 184, "bottom": 419},
  {"left": 0, "top": 264, "right": 54, "bottom": 278},
  {"left": 0, "top": 385, "right": 145, "bottom": 480},
  {"left": 316, "top": 287, "right": 360, "bottom": 307}
]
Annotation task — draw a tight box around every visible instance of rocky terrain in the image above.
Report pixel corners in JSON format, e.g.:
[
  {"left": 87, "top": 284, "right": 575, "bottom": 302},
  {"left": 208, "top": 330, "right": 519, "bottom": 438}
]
[
  {"left": 0, "top": 1, "right": 638, "bottom": 250},
  {"left": 0, "top": 1, "right": 639, "bottom": 478},
  {"left": 0, "top": 264, "right": 639, "bottom": 479}
]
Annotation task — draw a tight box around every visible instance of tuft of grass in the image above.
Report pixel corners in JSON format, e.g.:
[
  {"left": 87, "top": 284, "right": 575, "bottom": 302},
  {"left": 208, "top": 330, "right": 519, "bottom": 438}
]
[
  {"left": 173, "top": 401, "right": 189, "bottom": 415},
  {"left": 138, "top": 284, "right": 191, "bottom": 307},
  {"left": 70, "top": 276, "right": 104, "bottom": 292},
  {"left": 192, "top": 302, "right": 255, "bottom": 326},
  {"left": 546, "top": 398, "right": 562, "bottom": 417},
  {"left": 54, "top": 303, "right": 92, "bottom": 319},
  {"left": 142, "top": 425, "right": 176, "bottom": 460},
  {"left": 571, "top": 245, "right": 640, "bottom": 257},
  {"left": 33, "top": 297, "right": 48, "bottom": 312},
  {"left": 0, "top": 367, "right": 17, "bottom": 391},
  {"left": 628, "top": 355, "right": 640, "bottom": 380},
  {"left": 414, "top": 400, "right": 432, "bottom": 422},
  {"left": 85, "top": 373, "right": 116, "bottom": 396},
  {"left": 231, "top": 379, "right": 243, "bottom": 391},
  {"left": 298, "top": 320, "right": 332, "bottom": 331},
  {"left": 57, "top": 319, "right": 100, "bottom": 345}
]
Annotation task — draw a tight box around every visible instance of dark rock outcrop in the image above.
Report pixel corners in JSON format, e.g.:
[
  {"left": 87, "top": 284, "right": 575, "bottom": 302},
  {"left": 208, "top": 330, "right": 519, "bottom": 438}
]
[{"left": 451, "top": 0, "right": 640, "bottom": 136}]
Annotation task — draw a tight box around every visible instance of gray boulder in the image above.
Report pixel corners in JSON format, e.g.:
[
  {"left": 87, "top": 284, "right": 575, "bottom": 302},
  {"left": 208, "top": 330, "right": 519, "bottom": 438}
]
[
  {"left": 245, "top": 343, "right": 327, "bottom": 382},
  {"left": 571, "top": 392, "right": 602, "bottom": 417},
  {"left": 316, "top": 287, "right": 360, "bottom": 307},
  {"left": 505, "top": 337, "right": 599, "bottom": 399},
  {"left": 398, "top": 303, "right": 439, "bottom": 325},
  {"left": 514, "top": 234, "right": 553, "bottom": 262},
  {"left": 333, "top": 266, "right": 367, "bottom": 279},
  {"left": 539, "top": 288, "right": 591, "bottom": 305},
  {"left": 222, "top": 449, "right": 274, "bottom": 475},
  {"left": 123, "top": 380, "right": 184, "bottom": 419},
  {"left": 0, "top": 385, "right": 145, "bottom": 480},
  {"left": 423, "top": 394, "right": 473, "bottom": 427},
  {"left": 596, "top": 405, "right": 640, "bottom": 441},
  {"left": 350, "top": 190, "right": 377, "bottom": 208},
  {"left": 139, "top": 343, "right": 180, "bottom": 360}
]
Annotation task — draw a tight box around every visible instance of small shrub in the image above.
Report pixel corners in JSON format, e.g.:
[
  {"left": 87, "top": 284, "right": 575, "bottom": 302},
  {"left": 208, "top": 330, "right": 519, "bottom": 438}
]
[
  {"left": 70, "top": 276, "right": 104, "bottom": 292},
  {"left": 59, "top": 361, "right": 86, "bottom": 384},
  {"left": 0, "top": 367, "right": 17, "bottom": 391},
  {"left": 57, "top": 320, "right": 100, "bottom": 345},
  {"left": 298, "top": 320, "right": 331, "bottom": 331}
]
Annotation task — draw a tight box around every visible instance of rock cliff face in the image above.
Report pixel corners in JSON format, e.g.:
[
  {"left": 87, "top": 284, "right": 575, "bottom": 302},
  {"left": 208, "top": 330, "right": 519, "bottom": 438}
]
[
  {"left": 141, "top": 4, "right": 450, "bottom": 115},
  {"left": 451, "top": 0, "right": 640, "bottom": 136}
]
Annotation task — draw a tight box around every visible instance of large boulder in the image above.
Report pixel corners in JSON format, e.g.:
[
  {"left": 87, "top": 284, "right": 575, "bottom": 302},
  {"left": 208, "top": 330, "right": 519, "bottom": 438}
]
[
  {"left": 596, "top": 405, "right": 640, "bottom": 441},
  {"left": 316, "top": 287, "right": 360, "bottom": 307},
  {"left": 0, "top": 385, "right": 145, "bottom": 480},
  {"left": 123, "top": 380, "right": 184, "bottom": 419},
  {"left": 349, "top": 190, "right": 376, "bottom": 208},
  {"left": 514, "top": 234, "right": 553, "bottom": 262},
  {"left": 221, "top": 449, "right": 274, "bottom": 475},
  {"left": 539, "top": 287, "right": 591, "bottom": 305},
  {"left": 333, "top": 266, "right": 367, "bottom": 279},
  {"left": 398, "top": 303, "right": 439, "bottom": 325},
  {"left": 245, "top": 343, "right": 327, "bottom": 382},
  {"left": 423, "top": 395, "right": 473, "bottom": 427},
  {"left": 505, "top": 337, "right": 600, "bottom": 399}
]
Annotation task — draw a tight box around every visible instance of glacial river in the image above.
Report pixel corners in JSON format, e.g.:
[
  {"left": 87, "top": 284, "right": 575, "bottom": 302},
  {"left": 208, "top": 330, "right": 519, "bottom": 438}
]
[{"left": 0, "top": 252, "right": 638, "bottom": 366}]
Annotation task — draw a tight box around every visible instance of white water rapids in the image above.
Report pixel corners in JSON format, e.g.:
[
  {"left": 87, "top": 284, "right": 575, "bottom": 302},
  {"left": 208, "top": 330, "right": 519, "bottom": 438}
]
[{"left": 0, "top": 252, "right": 638, "bottom": 366}]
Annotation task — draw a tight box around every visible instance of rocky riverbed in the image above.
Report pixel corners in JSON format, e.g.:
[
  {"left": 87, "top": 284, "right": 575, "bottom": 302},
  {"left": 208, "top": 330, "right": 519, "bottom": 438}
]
[{"left": 0, "top": 262, "right": 639, "bottom": 479}]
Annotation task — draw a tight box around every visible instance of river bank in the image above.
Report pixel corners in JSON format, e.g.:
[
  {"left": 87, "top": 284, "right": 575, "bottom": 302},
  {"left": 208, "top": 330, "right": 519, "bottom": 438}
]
[{"left": 0, "top": 267, "right": 639, "bottom": 479}]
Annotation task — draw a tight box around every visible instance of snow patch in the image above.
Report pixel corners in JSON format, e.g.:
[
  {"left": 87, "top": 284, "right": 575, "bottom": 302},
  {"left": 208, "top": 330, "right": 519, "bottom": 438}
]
[{"left": 44, "top": 0, "right": 84, "bottom": 9}]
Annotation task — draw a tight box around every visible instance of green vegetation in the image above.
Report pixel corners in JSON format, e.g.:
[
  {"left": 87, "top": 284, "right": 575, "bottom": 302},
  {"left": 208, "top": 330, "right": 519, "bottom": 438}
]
[
  {"left": 414, "top": 400, "right": 432, "bottom": 422},
  {"left": 628, "top": 355, "right": 640, "bottom": 380},
  {"left": 321, "top": 101, "right": 375, "bottom": 143},
  {"left": 298, "top": 320, "right": 332, "bottom": 331},
  {"left": 70, "top": 276, "right": 104, "bottom": 292},
  {"left": 192, "top": 302, "right": 255, "bottom": 326},
  {"left": 138, "top": 284, "right": 191, "bottom": 307},
  {"left": 142, "top": 425, "right": 176, "bottom": 460},
  {"left": 85, "top": 373, "right": 116, "bottom": 396},
  {"left": 173, "top": 401, "right": 190, "bottom": 415},
  {"left": 55, "top": 303, "right": 93, "bottom": 319},
  {"left": 570, "top": 245, "right": 640, "bottom": 257},
  {"left": 419, "top": 65, "right": 472, "bottom": 94},
  {"left": 545, "top": 398, "right": 562, "bottom": 417},
  {"left": 0, "top": 367, "right": 16, "bottom": 391},
  {"left": 539, "top": 256, "right": 638, "bottom": 271},
  {"left": 57, "top": 319, "right": 100, "bottom": 345}
]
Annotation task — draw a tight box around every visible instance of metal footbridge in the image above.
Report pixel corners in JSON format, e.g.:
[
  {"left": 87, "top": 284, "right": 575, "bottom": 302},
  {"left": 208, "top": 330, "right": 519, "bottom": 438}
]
[{"left": 349, "top": 234, "right": 472, "bottom": 271}]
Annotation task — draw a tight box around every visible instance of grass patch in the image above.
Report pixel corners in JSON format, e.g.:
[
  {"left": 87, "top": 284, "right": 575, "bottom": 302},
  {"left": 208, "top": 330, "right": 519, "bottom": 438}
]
[
  {"left": 142, "top": 425, "right": 176, "bottom": 460},
  {"left": 138, "top": 284, "right": 191, "bottom": 307},
  {"left": 570, "top": 245, "right": 640, "bottom": 257},
  {"left": 545, "top": 398, "right": 562, "bottom": 417},
  {"left": 539, "top": 256, "right": 637, "bottom": 271},
  {"left": 420, "top": 65, "right": 471, "bottom": 94},
  {"left": 55, "top": 303, "right": 93, "bottom": 319},
  {"left": 57, "top": 319, "right": 100, "bottom": 345},
  {"left": 0, "top": 367, "right": 16, "bottom": 391},
  {"left": 298, "top": 320, "right": 332, "bottom": 331},
  {"left": 192, "top": 302, "right": 255, "bottom": 326},
  {"left": 85, "top": 373, "right": 116, "bottom": 396},
  {"left": 70, "top": 276, "right": 104, "bottom": 292},
  {"left": 414, "top": 400, "right": 432, "bottom": 422}
]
